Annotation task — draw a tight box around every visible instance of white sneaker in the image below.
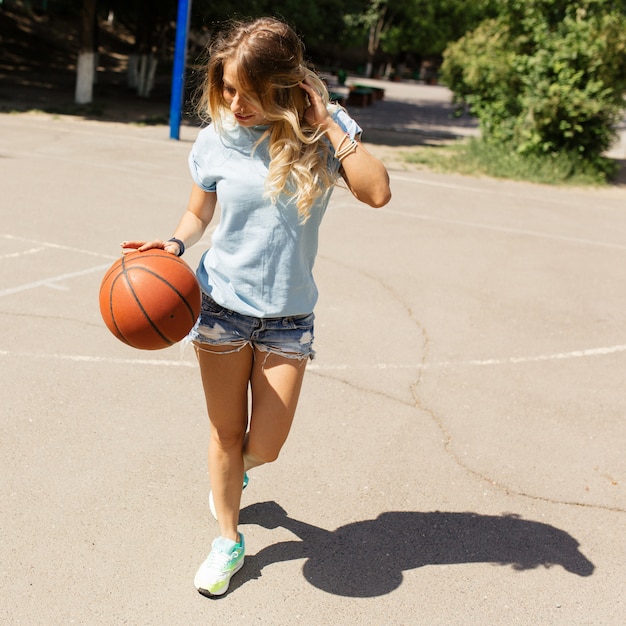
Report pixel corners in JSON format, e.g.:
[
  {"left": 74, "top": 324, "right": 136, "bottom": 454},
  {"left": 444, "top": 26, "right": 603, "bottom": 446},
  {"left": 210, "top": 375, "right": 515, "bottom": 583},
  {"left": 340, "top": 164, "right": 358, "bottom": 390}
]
[{"left": 194, "top": 534, "right": 245, "bottom": 596}]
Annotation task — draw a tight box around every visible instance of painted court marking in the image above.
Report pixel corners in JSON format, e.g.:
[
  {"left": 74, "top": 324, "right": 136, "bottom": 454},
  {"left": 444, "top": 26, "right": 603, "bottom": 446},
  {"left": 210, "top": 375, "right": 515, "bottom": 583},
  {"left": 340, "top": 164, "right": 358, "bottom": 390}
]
[
  {"left": 0, "top": 234, "right": 116, "bottom": 297},
  {"left": 0, "top": 246, "right": 45, "bottom": 260},
  {"left": 2, "top": 160, "right": 624, "bottom": 371},
  {"left": 377, "top": 206, "right": 626, "bottom": 252},
  {"left": 0, "top": 263, "right": 113, "bottom": 297},
  {"left": 0, "top": 234, "right": 116, "bottom": 259},
  {"left": 1, "top": 344, "right": 624, "bottom": 372}
]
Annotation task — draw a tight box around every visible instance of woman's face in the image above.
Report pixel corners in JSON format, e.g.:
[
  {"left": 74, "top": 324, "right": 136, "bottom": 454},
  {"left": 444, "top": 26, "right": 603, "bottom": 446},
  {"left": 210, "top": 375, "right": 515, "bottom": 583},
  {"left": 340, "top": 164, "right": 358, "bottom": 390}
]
[{"left": 222, "top": 60, "right": 267, "bottom": 127}]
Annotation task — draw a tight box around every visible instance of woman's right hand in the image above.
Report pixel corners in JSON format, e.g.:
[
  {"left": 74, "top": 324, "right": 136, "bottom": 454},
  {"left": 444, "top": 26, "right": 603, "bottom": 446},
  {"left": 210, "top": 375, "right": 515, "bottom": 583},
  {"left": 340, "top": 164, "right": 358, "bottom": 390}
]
[{"left": 120, "top": 240, "right": 181, "bottom": 256}]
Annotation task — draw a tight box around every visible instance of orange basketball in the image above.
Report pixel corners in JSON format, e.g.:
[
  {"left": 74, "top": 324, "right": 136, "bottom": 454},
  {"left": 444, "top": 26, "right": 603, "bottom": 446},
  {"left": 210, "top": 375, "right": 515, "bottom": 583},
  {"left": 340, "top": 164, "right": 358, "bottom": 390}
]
[{"left": 99, "top": 249, "right": 201, "bottom": 350}]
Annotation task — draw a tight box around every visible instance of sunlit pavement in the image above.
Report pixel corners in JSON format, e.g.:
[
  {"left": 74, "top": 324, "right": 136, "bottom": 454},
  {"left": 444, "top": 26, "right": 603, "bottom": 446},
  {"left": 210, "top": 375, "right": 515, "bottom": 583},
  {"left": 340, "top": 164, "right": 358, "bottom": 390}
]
[{"left": 1, "top": 86, "right": 624, "bottom": 624}]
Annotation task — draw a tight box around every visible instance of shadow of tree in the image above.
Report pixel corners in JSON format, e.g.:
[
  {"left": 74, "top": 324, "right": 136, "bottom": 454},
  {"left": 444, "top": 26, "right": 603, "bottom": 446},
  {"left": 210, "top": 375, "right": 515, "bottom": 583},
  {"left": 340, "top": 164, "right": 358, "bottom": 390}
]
[
  {"left": 232, "top": 502, "right": 594, "bottom": 597},
  {"left": 612, "top": 158, "right": 626, "bottom": 185},
  {"left": 346, "top": 98, "right": 479, "bottom": 146}
]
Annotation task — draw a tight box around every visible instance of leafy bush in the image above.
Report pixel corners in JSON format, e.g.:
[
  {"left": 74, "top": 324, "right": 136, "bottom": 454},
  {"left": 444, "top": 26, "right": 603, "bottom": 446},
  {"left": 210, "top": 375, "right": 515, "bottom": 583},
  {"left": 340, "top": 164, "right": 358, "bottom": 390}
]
[{"left": 440, "top": 0, "right": 626, "bottom": 180}]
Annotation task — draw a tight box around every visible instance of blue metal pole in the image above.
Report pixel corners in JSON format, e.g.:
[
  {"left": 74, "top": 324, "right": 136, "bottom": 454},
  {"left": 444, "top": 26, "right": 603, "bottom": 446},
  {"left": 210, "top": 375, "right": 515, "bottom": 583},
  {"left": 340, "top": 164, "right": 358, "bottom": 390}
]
[{"left": 169, "top": 0, "right": 192, "bottom": 140}]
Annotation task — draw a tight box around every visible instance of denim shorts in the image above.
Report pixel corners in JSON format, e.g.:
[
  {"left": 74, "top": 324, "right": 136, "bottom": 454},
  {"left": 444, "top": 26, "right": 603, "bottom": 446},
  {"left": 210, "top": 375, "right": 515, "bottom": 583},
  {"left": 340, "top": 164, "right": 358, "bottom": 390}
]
[{"left": 189, "top": 292, "right": 315, "bottom": 361}]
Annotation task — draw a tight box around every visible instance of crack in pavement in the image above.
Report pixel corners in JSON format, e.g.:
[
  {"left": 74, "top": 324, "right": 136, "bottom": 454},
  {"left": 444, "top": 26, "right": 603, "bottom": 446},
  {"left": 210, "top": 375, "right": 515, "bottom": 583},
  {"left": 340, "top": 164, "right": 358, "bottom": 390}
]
[{"left": 319, "top": 254, "right": 625, "bottom": 515}]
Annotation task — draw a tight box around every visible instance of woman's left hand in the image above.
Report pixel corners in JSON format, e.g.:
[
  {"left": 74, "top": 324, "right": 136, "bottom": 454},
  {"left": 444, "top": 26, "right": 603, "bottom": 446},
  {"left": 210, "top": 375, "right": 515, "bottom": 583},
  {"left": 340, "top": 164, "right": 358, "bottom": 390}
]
[
  {"left": 299, "top": 78, "right": 332, "bottom": 131},
  {"left": 299, "top": 77, "right": 391, "bottom": 208}
]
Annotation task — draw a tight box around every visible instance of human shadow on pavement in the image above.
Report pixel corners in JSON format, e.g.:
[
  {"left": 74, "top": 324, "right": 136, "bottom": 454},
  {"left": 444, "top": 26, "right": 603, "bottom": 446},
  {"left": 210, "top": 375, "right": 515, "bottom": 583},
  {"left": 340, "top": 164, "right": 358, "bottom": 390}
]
[{"left": 233, "top": 502, "right": 594, "bottom": 597}]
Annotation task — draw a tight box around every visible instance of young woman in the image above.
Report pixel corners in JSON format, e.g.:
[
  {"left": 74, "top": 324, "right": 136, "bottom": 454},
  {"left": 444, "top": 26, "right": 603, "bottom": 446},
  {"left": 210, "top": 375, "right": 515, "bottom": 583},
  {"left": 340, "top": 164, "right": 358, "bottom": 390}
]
[{"left": 122, "top": 17, "right": 390, "bottom": 596}]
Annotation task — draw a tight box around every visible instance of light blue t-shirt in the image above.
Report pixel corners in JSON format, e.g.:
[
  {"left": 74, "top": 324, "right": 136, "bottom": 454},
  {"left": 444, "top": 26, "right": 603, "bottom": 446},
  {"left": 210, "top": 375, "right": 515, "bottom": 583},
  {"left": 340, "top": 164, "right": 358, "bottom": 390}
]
[{"left": 188, "top": 107, "right": 362, "bottom": 317}]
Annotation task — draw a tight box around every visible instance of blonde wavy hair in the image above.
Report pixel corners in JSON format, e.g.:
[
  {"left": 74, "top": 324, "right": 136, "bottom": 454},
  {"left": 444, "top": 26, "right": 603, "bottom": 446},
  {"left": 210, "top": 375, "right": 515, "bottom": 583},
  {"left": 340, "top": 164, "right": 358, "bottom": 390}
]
[{"left": 196, "top": 17, "right": 340, "bottom": 221}]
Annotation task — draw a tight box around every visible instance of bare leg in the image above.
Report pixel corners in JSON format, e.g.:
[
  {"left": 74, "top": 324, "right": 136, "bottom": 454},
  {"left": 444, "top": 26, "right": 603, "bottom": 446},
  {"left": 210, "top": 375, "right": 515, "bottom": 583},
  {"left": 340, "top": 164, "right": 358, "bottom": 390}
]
[
  {"left": 195, "top": 343, "right": 253, "bottom": 542},
  {"left": 243, "top": 349, "right": 308, "bottom": 472},
  {"left": 195, "top": 343, "right": 308, "bottom": 543}
]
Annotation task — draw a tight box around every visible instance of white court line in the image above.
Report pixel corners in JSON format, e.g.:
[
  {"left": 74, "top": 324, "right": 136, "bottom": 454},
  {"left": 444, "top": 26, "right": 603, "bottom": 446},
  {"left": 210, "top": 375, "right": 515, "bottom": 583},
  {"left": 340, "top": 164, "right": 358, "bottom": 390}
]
[
  {"left": 390, "top": 173, "right": 504, "bottom": 195},
  {"left": 0, "top": 247, "right": 45, "bottom": 259},
  {"left": 0, "top": 263, "right": 112, "bottom": 297},
  {"left": 377, "top": 207, "right": 626, "bottom": 251},
  {"left": 443, "top": 344, "right": 626, "bottom": 366},
  {"left": 0, "top": 116, "right": 195, "bottom": 146},
  {"left": 0, "top": 235, "right": 118, "bottom": 297},
  {"left": 388, "top": 173, "right": 619, "bottom": 209},
  {"left": 1, "top": 344, "right": 624, "bottom": 370},
  {"left": 1, "top": 234, "right": 118, "bottom": 260},
  {"left": 0, "top": 349, "right": 197, "bottom": 368},
  {"left": 311, "top": 344, "right": 626, "bottom": 370},
  {"left": 6, "top": 151, "right": 190, "bottom": 181},
  {"left": 0, "top": 118, "right": 191, "bottom": 180}
]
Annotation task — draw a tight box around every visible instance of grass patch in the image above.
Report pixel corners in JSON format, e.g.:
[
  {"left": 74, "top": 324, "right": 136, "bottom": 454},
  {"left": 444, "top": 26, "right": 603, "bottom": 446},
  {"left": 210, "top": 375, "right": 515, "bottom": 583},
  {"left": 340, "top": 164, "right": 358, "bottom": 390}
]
[
  {"left": 132, "top": 114, "right": 169, "bottom": 126},
  {"left": 402, "top": 138, "right": 614, "bottom": 186}
]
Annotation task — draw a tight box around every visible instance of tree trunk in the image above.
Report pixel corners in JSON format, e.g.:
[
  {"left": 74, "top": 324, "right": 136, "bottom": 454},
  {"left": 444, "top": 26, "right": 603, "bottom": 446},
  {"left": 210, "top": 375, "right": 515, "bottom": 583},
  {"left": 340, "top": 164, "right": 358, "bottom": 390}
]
[
  {"left": 366, "top": 8, "right": 387, "bottom": 78},
  {"left": 128, "top": 54, "right": 138, "bottom": 89},
  {"left": 130, "top": 4, "right": 157, "bottom": 98},
  {"left": 135, "top": 54, "right": 158, "bottom": 97},
  {"left": 75, "top": 0, "right": 97, "bottom": 104},
  {"left": 75, "top": 52, "right": 96, "bottom": 103}
]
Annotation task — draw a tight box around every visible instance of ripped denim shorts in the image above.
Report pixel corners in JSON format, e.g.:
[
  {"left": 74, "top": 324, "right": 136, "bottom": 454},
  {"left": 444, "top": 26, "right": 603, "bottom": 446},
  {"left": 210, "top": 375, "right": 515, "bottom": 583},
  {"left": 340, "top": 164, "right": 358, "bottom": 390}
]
[{"left": 188, "top": 292, "right": 315, "bottom": 361}]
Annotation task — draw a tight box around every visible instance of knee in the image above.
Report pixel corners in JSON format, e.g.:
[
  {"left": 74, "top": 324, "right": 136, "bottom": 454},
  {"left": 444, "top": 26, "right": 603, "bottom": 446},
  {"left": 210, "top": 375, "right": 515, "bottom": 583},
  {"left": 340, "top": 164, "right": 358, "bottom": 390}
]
[{"left": 210, "top": 428, "right": 245, "bottom": 452}]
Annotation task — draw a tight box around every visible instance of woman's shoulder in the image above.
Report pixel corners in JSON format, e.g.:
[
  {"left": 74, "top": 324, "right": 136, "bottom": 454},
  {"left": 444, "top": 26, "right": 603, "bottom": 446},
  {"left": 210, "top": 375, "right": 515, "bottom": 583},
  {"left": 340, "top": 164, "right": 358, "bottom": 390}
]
[{"left": 192, "top": 119, "right": 239, "bottom": 154}]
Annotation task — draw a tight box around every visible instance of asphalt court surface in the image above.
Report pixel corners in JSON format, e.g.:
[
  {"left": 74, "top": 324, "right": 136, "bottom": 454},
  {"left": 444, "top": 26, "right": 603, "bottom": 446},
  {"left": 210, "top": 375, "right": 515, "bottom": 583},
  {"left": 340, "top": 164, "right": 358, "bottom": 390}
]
[{"left": 1, "top": 83, "right": 625, "bottom": 624}]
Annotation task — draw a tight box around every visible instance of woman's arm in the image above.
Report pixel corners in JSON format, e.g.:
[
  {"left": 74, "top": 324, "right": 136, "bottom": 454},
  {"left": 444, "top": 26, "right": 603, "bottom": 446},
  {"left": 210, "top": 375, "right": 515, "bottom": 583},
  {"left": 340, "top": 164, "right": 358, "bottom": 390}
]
[
  {"left": 323, "top": 122, "right": 391, "bottom": 207},
  {"left": 299, "top": 79, "right": 391, "bottom": 208},
  {"left": 122, "top": 184, "right": 218, "bottom": 255}
]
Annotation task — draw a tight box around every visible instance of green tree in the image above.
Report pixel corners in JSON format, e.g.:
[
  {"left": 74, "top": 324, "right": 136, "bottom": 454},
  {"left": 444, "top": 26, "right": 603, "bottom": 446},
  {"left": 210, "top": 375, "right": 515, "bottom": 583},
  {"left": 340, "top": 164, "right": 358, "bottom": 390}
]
[
  {"left": 191, "top": 0, "right": 362, "bottom": 50},
  {"left": 343, "top": 0, "right": 498, "bottom": 76},
  {"left": 382, "top": 0, "right": 498, "bottom": 58},
  {"left": 441, "top": 0, "right": 626, "bottom": 177}
]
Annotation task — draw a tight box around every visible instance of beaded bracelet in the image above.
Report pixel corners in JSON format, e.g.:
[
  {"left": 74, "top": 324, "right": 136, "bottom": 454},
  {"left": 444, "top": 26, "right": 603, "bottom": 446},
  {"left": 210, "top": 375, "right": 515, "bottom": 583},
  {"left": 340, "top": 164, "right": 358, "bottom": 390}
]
[{"left": 167, "top": 237, "right": 185, "bottom": 257}]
